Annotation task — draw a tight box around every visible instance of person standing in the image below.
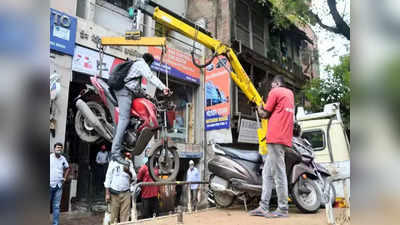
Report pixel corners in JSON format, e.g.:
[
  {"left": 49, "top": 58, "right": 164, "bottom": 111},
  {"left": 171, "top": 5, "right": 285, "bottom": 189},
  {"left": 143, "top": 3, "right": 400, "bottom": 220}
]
[
  {"left": 249, "top": 75, "right": 294, "bottom": 218},
  {"left": 110, "top": 53, "right": 170, "bottom": 166},
  {"left": 50, "top": 143, "right": 70, "bottom": 225},
  {"left": 104, "top": 150, "right": 136, "bottom": 223},
  {"left": 96, "top": 145, "right": 109, "bottom": 190},
  {"left": 137, "top": 160, "right": 159, "bottom": 219},
  {"left": 186, "top": 160, "right": 200, "bottom": 211}
]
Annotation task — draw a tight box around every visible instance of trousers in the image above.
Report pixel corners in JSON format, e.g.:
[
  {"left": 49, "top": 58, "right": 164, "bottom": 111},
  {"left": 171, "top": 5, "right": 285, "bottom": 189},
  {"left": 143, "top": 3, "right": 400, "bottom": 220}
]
[
  {"left": 110, "top": 191, "right": 131, "bottom": 223},
  {"left": 50, "top": 185, "right": 63, "bottom": 225},
  {"left": 111, "top": 88, "right": 133, "bottom": 157},
  {"left": 142, "top": 197, "right": 159, "bottom": 219},
  {"left": 260, "top": 143, "right": 289, "bottom": 212},
  {"left": 190, "top": 189, "right": 198, "bottom": 210}
]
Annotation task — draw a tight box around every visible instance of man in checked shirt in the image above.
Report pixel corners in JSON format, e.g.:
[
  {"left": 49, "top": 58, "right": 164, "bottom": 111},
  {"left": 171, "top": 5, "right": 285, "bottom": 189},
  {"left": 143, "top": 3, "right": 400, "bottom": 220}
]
[{"left": 111, "top": 53, "right": 171, "bottom": 166}]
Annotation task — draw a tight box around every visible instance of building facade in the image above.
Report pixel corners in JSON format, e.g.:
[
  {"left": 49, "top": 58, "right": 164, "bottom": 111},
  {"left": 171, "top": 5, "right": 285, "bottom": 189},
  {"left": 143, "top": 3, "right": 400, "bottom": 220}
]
[
  {"left": 186, "top": 0, "right": 319, "bottom": 142},
  {"left": 49, "top": 0, "right": 319, "bottom": 212},
  {"left": 50, "top": 0, "right": 208, "bottom": 212}
]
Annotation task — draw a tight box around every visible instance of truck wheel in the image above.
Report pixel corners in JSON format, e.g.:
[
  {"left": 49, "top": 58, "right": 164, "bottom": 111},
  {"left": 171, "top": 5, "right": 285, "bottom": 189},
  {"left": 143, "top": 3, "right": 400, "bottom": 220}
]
[
  {"left": 291, "top": 178, "right": 321, "bottom": 213},
  {"left": 214, "top": 192, "right": 234, "bottom": 208}
]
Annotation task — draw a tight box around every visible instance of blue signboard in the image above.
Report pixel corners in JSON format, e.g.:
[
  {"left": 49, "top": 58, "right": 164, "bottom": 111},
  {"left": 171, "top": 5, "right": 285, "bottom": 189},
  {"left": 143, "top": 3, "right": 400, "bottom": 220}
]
[
  {"left": 178, "top": 151, "right": 203, "bottom": 159},
  {"left": 151, "top": 60, "right": 200, "bottom": 84},
  {"left": 50, "top": 8, "right": 77, "bottom": 55}
]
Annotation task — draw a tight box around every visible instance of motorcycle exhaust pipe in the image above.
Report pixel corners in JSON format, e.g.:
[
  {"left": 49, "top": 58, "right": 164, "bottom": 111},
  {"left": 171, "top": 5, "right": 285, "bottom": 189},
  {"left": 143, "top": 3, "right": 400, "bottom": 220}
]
[{"left": 76, "top": 99, "right": 113, "bottom": 141}]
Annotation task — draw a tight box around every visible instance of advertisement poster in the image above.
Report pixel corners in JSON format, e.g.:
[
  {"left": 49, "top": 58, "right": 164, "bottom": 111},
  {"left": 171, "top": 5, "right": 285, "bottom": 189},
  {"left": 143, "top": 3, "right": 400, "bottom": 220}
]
[
  {"left": 50, "top": 8, "right": 77, "bottom": 55},
  {"left": 72, "top": 45, "right": 117, "bottom": 79},
  {"left": 148, "top": 46, "right": 201, "bottom": 84},
  {"left": 237, "top": 119, "right": 259, "bottom": 144},
  {"left": 205, "top": 56, "right": 231, "bottom": 130}
]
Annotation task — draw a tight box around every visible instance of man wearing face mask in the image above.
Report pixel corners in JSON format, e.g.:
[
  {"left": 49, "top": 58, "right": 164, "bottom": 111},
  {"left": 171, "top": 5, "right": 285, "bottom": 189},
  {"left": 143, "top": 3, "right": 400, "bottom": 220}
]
[
  {"left": 50, "top": 143, "right": 70, "bottom": 225},
  {"left": 186, "top": 160, "right": 200, "bottom": 211}
]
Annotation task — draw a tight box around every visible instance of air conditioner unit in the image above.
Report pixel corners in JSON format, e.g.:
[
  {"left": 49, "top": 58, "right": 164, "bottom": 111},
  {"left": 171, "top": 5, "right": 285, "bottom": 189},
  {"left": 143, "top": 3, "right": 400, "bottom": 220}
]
[{"left": 232, "top": 39, "right": 242, "bottom": 55}]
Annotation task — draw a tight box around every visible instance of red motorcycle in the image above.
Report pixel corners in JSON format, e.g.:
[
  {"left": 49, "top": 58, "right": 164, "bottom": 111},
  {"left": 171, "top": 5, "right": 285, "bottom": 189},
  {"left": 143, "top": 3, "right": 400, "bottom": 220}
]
[{"left": 74, "top": 75, "right": 179, "bottom": 181}]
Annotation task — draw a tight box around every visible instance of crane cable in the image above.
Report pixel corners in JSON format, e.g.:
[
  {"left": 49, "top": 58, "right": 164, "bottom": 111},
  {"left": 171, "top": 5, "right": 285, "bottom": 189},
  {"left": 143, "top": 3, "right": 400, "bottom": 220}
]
[
  {"left": 190, "top": 24, "right": 217, "bottom": 69},
  {"left": 97, "top": 42, "right": 105, "bottom": 78},
  {"left": 156, "top": 45, "right": 168, "bottom": 89}
]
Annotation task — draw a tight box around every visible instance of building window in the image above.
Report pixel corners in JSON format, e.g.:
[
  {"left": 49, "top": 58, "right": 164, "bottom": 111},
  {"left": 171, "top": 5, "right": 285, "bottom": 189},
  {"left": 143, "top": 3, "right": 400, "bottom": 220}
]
[
  {"left": 301, "top": 130, "right": 325, "bottom": 151},
  {"left": 104, "top": 0, "right": 130, "bottom": 10},
  {"left": 236, "top": 1, "right": 249, "bottom": 28},
  {"left": 252, "top": 10, "right": 264, "bottom": 39}
]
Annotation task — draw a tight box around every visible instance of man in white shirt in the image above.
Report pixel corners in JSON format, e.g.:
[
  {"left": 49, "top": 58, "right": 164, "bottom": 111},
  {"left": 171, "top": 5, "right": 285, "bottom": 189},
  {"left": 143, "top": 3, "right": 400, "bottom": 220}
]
[
  {"left": 186, "top": 160, "right": 200, "bottom": 211},
  {"left": 111, "top": 53, "right": 171, "bottom": 166},
  {"left": 104, "top": 149, "right": 136, "bottom": 223},
  {"left": 96, "top": 145, "right": 109, "bottom": 192},
  {"left": 96, "top": 145, "right": 109, "bottom": 165},
  {"left": 50, "top": 143, "right": 70, "bottom": 225}
]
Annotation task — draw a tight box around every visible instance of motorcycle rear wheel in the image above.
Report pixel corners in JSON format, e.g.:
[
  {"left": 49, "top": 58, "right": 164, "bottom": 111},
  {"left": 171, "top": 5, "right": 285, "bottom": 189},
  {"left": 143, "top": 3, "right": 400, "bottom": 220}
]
[
  {"left": 148, "top": 145, "right": 180, "bottom": 182},
  {"left": 74, "top": 101, "right": 105, "bottom": 143}
]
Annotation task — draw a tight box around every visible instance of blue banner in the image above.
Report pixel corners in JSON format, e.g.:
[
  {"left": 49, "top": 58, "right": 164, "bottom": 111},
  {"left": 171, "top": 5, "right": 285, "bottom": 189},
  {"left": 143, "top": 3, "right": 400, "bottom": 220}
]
[
  {"left": 151, "top": 60, "right": 200, "bottom": 84},
  {"left": 50, "top": 8, "right": 77, "bottom": 55},
  {"left": 205, "top": 111, "right": 230, "bottom": 130}
]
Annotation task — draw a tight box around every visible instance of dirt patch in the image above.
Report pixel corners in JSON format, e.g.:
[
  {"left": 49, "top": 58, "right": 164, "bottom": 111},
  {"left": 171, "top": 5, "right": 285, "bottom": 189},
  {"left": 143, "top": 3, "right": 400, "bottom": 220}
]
[
  {"left": 122, "top": 206, "right": 348, "bottom": 225},
  {"left": 58, "top": 211, "right": 103, "bottom": 225},
  {"left": 59, "top": 206, "right": 349, "bottom": 225}
]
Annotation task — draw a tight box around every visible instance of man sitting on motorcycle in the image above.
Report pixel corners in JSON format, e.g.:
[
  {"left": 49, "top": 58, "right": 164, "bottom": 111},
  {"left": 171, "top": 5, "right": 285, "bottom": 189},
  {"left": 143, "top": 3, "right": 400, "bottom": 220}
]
[{"left": 111, "top": 53, "right": 170, "bottom": 166}]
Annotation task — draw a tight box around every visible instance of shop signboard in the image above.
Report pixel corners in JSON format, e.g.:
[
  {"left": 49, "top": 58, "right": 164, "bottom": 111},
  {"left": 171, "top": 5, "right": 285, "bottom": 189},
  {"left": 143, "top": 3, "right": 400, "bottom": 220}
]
[
  {"left": 205, "top": 57, "right": 231, "bottom": 130},
  {"left": 50, "top": 8, "right": 77, "bottom": 55},
  {"left": 148, "top": 46, "right": 201, "bottom": 84},
  {"left": 72, "top": 45, "right": 123, "bottom": 79}
]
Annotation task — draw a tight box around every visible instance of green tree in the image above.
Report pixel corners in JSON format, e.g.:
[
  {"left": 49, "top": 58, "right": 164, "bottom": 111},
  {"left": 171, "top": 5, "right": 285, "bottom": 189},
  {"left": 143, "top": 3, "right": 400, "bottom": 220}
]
[
  {"left": 303, "top": 54, "right": 350, "bottom": 128},
  {"left": 258, "top": 0, "right": 350, "bottom": 40}
]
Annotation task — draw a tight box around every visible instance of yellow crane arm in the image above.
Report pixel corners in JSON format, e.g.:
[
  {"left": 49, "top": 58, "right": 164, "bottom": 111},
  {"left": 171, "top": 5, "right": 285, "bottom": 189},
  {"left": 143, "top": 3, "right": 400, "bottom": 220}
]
[
  {"left": 112, "top": 1, "right": 269, "bottom": 153},
  {"left": 149, "top": 6, "right": 268, "bottom": 154}
]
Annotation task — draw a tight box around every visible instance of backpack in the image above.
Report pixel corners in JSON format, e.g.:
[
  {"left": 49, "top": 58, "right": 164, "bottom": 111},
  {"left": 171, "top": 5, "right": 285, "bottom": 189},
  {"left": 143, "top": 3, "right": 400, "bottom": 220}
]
[{"left": 107, "top": 60, "right": 135, "bottom": 90}]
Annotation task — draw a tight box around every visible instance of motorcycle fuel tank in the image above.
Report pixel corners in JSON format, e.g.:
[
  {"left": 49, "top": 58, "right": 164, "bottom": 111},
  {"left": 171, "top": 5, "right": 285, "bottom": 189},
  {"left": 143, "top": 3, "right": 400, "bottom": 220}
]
[{"left": 131, "top": 98, "right": 158, "bottom": 130}]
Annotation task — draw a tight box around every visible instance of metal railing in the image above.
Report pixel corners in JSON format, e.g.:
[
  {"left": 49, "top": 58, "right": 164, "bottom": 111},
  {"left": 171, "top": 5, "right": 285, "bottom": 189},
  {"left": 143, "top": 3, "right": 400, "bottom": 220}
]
[
  {"left": 127, "top": 181, "right": 209, "bottom": 223},
  {"left": 325, "top": 175, "right": 350, "bottom": 225}
]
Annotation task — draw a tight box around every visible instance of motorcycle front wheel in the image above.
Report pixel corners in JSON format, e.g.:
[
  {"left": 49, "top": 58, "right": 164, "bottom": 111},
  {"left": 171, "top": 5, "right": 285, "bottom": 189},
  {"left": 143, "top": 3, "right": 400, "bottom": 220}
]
[
  {"left": 214, "top": 192, "right": 234, "bottom": 208},
  {"left": 148, "top": 145, "right": 180, "bottom": 182},
  {"left": 291, "top": 178, "right": 321, "bottom": 213}
]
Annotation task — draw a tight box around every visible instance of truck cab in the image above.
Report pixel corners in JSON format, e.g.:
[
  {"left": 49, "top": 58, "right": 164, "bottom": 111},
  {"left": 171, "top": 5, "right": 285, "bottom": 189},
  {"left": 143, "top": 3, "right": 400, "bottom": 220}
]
[{"left": 296, "top": 103, "right": 350, "bottom": 199}]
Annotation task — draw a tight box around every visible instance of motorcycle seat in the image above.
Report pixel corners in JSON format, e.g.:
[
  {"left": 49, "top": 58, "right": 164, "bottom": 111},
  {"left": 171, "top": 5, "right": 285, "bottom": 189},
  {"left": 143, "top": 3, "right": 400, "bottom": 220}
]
[
  {"left": 97, "top": 79, "right": 118, "bottom": 106},
  {"left": 217, "top": 145, "right": 262, "bottom": 163}
]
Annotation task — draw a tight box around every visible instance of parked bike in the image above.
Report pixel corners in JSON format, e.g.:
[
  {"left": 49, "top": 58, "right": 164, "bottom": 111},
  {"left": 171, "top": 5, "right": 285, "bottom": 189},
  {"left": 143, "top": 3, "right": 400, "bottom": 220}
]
[
  {"left": 207, "top": 137, "right": 335, "bottom": 213},
  {"left": 74, "top": 75, "right": 179, "bottom": 181}
]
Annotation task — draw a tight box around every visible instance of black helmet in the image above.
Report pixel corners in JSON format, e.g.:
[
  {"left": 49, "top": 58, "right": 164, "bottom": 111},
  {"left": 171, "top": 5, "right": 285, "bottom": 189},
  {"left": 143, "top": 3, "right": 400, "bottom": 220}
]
[{"left": 142, "top": 53, "right": 154, "bottom": 65}]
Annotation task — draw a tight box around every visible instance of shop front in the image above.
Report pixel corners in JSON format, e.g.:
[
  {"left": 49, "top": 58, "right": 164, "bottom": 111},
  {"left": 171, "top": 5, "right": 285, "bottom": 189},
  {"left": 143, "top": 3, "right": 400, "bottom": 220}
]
[
  {"left": 49, "top": 8, "right": 77, "bottom": 212},
  {"left": 65, "top": 43, "right": 204, "bottom": 212}
]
